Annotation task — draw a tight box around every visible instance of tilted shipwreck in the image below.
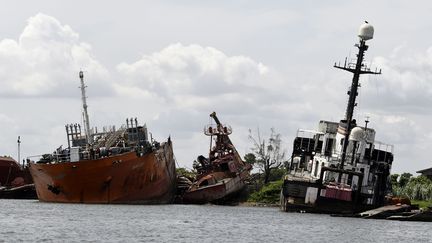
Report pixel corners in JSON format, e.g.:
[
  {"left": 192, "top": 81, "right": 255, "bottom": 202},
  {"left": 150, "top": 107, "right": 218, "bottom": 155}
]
[
  {"left": 178, "top": 112, "right": 252, "bottom": 204},
  {"left": 0, "top": 156, "right": 36, "bottom": 199},
  {"left": 28, "top": 71, "right": 177, "bottom": 204},
  {"left": 280, "top": 22, "right": 395, "bottom": 214}
]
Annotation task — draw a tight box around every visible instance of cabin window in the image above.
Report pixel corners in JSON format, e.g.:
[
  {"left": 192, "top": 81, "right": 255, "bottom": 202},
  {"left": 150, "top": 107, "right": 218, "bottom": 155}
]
[
  {"left": 347, "top": 174, "right": 353, "bottom": 185},
  {"left": 324, "top": 138, "right": 334, "bottom": 156}
]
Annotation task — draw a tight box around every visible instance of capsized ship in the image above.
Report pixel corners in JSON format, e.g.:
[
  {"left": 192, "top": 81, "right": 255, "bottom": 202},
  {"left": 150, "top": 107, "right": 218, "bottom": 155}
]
[
  {"left": 0, "top": 156, "right": 36, "bottom": 199},
  {"left": 179, "top": 112, "right": 252, "bottom": 204},
  {"left": 280, "top": 22, "right": 394, "bottom": 213},
  {"left": 28, "top": 72, "right": 176, "bottom": 204}
]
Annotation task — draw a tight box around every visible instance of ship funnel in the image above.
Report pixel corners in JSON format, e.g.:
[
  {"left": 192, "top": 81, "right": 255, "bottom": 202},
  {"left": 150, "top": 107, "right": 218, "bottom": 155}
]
[{"left": 358, "top": 22, "right": 374, "bottom": 41}]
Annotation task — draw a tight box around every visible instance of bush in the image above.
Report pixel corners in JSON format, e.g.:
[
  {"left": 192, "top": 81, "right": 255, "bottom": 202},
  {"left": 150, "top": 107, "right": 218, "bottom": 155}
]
[
  {"left": 268, "top": 168, "right": 286, "bottom": 182},
  {"left": 176, "top": 167, "right": 196, "bottom": 180},
  {"left": 392, "top": 175, "right": 432, "bottom": 201},
  {"left": 248, "top": 180, "right": 283, "bottom": 204}
]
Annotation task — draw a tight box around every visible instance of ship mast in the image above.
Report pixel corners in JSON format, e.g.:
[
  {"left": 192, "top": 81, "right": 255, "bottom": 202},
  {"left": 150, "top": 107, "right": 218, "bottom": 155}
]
[
  {"left": 334, "top": 22, "right": 381, "bottom": 169},
  {"left": 79, "top": 71, "right": 93, "bottom": 144}
]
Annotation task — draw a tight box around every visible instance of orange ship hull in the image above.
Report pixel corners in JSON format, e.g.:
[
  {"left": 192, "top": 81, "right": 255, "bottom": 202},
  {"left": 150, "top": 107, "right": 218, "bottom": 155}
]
[{"left": 29, "top": 141, "right": 176, "bottom": 204}]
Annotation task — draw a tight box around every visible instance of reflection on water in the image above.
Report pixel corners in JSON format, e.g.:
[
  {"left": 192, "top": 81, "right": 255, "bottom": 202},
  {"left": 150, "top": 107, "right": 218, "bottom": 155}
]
[{"left": 0, "top": 200, "right": 431, "bottom": 242}]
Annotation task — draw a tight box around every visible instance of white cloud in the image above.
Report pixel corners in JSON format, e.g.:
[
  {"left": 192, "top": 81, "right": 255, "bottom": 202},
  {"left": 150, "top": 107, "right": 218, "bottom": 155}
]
[
  {"left": 113, "top": 43, "right": 318, "bottom": 130},
  {"left": 113, "top": 42, "right": 315, "bottom": 134},
  {"left": 116, "top": 43, "right": 269, "bottom": 99},
  {"left": 0, "top": 13, "right": 109, "bottom": 97},
  {"left": 361, "top": 45, "right": 432, "bottom": 112}
]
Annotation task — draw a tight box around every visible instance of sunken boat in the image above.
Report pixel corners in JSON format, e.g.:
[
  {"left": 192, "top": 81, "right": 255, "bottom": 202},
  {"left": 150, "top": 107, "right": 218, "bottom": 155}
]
[
  {"left": 0, "top": 156, "right": 36, "bottom": 199},
  {"left": 28, "top": 72, "right": 176, "bottom": 204},
  {"left": 179, "top": 112, "right": 252, "bottom": 204},
  {"left": 280, "top": 22, "right": 394, "bottom": 214}
]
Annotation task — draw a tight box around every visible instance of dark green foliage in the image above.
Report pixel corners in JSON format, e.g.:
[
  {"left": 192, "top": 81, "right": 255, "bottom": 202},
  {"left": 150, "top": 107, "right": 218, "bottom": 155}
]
[
  {"left": 399, "top": 172, "right": 413, "bottom": 187},
  {"left": 392, "top": 174, "right": 432, "bottom": 201},
  {"left": 390, "top": 174, "right": 399, "bottom": 188},
  {"left": 248, "top": 180, "right": 283, "bottom": 204},
  {"left": 244, "top": 150, "right": 287, "bottom": 203},
  {"left": 410, "top": 199, "right": 432, "bottom": 209},
  {"left": 267, "top": 167, "right": 286, "bottom": 182},
  {"left": 244, "top": 153, "right": 256, "bottom": 165},
  {"left": 246, "top": 169, "right": 286, "bottom": 203},
  {"left": 176, "top": 167, "right": 196, "bottom": 180}
]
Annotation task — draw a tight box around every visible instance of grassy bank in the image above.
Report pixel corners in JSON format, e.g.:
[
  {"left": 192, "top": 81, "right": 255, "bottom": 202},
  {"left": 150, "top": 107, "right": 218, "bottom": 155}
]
[
  {"left": 410, "top": 199, "right": 432, "bottom": 209},
  {"left": 248, "top": 180, "right": 282, "bottom": 204}
]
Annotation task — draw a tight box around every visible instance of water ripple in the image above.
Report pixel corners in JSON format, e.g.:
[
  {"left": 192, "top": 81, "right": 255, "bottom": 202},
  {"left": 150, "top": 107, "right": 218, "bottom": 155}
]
[{"left": 0, "top": 200, "right": 431, "bottom": 242}]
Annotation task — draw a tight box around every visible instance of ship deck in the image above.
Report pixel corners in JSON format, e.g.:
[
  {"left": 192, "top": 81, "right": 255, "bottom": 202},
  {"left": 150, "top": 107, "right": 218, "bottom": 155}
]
[{"left": 284, "top": 171, "right": 317, "bottom": 183}]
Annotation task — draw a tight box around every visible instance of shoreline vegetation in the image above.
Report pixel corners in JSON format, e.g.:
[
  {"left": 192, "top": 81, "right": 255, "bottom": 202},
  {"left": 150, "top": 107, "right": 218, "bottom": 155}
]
[
  {"left": 246, "top": 179, "right": 283, "bottom": 205},
  {"left": 391, "top": 173, "right": 432, "bottom": 209}
]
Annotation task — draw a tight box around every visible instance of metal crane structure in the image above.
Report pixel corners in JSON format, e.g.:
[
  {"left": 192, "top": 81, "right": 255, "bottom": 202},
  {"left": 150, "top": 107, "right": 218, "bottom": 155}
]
[{"left": 79, "top": 71, "right": 93, "bottom": 144}]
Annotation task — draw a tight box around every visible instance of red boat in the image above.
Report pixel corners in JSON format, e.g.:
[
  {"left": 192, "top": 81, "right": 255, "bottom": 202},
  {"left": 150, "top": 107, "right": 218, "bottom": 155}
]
[
  {"left": 0, "top": 156, "right": 36, "bottom": 199},
  {"left": 181, "top": 112, "right": 252, "bottom": 204}
]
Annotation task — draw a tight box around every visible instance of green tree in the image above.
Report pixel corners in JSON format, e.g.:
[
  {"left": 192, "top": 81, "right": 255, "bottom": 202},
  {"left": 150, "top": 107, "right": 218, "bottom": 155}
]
[
  {"left": 390, "top": 174, "right": 399, "bottom": 188},
  {"left": 392, "top": 174, "right": 432, "bottom": 202},
  {"left": 244, "top": 153, "right": 256, "bottom": 165},
  {"left": 399, "top": 172, "right": 413, "bottom": 187},
  {"left": 176, "top": 167, "right": 196, "bottom": 180},
  {"left": 248, "top": 128, "right": 286, "bottom": 184}
]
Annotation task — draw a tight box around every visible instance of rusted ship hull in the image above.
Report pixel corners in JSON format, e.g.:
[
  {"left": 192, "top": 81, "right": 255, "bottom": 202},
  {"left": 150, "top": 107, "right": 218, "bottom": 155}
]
[
  {"left": 0, "top": 156, "right": 36, "bottom": 199},
  {"left": 29, "top": 141, "right": 176, "bottom": 204},
  {"left": 0, "top": 184, "right": 37, "bottom": 199},
  {"left": 0, "top": 157, "right": 33, "bottom": 186},
  {"left": 182, "top": 176, "right": 247, "bottom": 204}
]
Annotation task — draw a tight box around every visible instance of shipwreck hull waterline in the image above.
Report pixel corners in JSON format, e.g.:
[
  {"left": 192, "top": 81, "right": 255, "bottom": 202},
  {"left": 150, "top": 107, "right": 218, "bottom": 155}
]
[{"left": 182, "top": 176, "right": 247, "bottom": 204}]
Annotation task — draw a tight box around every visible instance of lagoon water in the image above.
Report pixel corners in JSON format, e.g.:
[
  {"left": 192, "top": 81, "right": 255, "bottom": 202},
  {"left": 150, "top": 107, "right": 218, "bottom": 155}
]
[{"left": 0, "top": 200, "right": 431, "bottom": 242}]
